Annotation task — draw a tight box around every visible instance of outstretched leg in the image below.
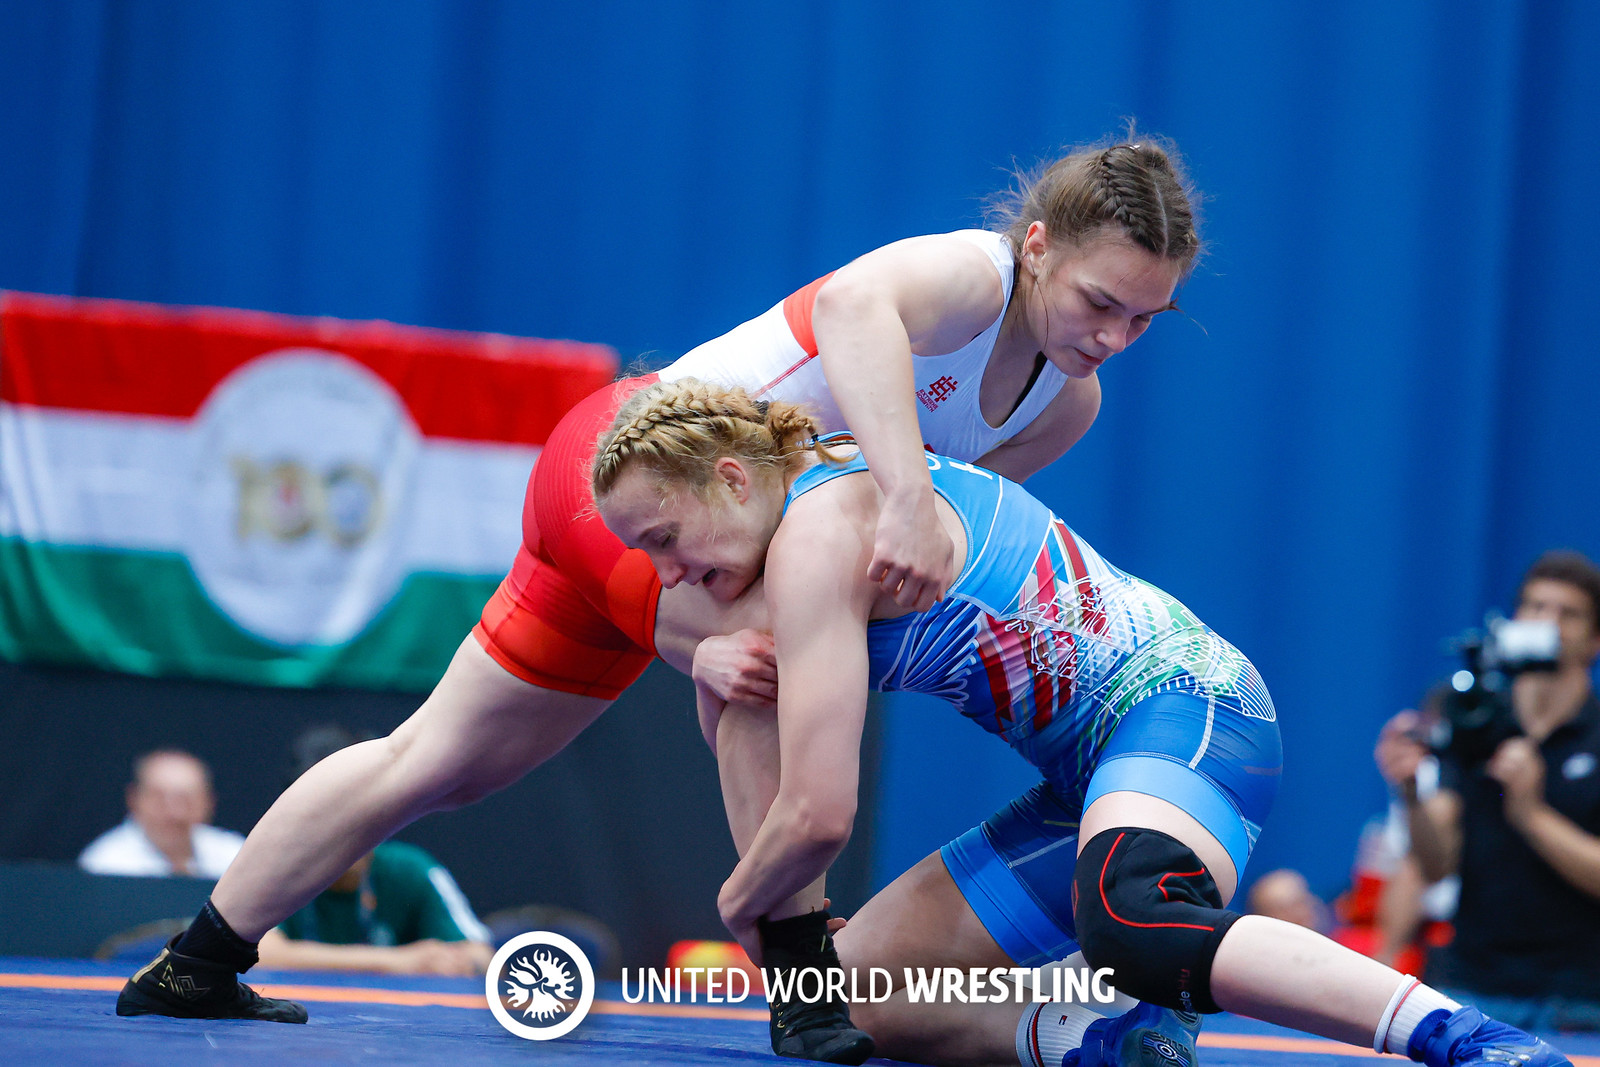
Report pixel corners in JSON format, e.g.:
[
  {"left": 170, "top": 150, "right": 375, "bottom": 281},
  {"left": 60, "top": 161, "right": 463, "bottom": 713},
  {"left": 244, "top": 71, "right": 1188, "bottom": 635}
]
[
  {"left": 1075, "top": 790, "right": 1572, "bottom": 1066},
  {"left": 119, "top": 636, "right": 610, "bottom": 1021},
  {"left": 213, "top": 636, "right": 606, "bottom": 937}
]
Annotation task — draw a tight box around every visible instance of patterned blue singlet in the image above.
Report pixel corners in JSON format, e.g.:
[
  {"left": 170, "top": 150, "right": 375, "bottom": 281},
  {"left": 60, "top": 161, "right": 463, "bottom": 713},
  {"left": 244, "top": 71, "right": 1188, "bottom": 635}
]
[{"left": 784, "top": 441, "right": 1282, "bottom": 965}]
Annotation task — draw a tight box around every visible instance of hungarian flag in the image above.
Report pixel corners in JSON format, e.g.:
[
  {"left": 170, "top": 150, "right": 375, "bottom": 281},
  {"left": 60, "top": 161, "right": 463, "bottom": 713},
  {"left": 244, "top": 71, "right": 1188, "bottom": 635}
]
[{"left": 0, "top": 292, "right": 618, "bottom": 690}]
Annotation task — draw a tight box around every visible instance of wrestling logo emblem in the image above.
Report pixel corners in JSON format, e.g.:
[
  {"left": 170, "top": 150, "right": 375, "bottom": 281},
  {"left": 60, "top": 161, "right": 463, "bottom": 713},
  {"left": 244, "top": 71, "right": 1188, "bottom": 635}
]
[{"left": 485, "top": 931, "right": 595, "bottom": 1040}]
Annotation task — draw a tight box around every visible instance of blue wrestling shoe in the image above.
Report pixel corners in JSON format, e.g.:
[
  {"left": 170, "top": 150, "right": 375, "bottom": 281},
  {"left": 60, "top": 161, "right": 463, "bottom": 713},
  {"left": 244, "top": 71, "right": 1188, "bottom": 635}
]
[
  {"left": 1062, "top": 1001, "right": 1201, "bottom": 1067},
  {"left": 1408, "top": 1006, "right": 1572, "bottom": 1066}
]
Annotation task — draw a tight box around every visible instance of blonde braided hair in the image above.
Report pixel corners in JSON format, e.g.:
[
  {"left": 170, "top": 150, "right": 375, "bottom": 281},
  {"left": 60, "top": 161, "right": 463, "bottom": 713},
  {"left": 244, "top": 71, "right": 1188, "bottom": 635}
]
[{"left": 592, "top": 378, "right": 838, "bottom": 502}]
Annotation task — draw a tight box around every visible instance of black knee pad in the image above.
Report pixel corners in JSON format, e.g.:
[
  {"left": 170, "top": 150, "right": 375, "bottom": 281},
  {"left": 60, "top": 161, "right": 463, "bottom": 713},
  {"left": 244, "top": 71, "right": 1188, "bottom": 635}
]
[{"left": 1072, "top": 826, "right": 1241, "bottom": 1014}]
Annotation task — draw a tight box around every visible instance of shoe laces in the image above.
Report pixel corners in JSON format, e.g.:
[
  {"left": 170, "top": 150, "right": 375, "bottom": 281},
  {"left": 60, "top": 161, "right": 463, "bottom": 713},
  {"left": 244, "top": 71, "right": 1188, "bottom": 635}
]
[{"left": 772, "top": 993, "right": 850, "bottom": 1034}]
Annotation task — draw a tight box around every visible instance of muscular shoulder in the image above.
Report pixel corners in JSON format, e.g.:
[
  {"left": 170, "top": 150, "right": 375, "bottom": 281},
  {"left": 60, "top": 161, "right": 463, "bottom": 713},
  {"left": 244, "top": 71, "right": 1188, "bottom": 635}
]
[
  {"left": 767, "top": 475, "right": 877, "bottom": 606},
  {"left": 821, "top": 233, "right": 1008, "bottom": 354}
]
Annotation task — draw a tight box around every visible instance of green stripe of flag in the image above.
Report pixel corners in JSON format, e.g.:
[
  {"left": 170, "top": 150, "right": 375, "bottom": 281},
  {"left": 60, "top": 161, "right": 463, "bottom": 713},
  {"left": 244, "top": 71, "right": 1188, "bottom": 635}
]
[{"left": 0, "top": 539, "right": 498, "bottom": 691}]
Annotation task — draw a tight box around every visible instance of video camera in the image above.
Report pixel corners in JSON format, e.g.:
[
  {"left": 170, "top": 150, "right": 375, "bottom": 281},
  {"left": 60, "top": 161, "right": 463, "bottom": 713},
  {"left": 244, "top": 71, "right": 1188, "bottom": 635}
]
[{"left": 1433, "top": 616, "right": 1561, "bottom": 765}]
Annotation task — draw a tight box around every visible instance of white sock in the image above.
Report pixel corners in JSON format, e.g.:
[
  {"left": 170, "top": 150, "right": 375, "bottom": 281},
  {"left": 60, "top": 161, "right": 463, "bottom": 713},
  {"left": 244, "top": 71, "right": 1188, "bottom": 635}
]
[
  {"left": 1373, "top": 976, "right": 1460, "bottom": 1056},
  {"left": 1016, "top": 1000, "right": 1106, "bottom": 1067}
]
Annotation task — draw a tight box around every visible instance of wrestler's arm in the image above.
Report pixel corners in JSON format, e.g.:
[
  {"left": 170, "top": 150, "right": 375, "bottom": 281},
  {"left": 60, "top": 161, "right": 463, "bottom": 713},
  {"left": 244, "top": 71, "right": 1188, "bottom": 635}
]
[
  {"left": 654, "top": 580, "right": 778, "bottom": 721},
  {"left": 812, "top": 234, "right": 1005, "bottom": 611},
  {"left": 976, "top": 372, "right": 1102, "bottom": 483},
  {"left": 716, "top": 501, "right": 876, "bottom": 955}
]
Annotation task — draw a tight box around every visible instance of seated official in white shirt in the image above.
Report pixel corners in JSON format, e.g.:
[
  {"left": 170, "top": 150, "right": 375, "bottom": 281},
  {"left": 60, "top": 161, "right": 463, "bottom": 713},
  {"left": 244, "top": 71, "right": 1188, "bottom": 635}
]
[{"left": 79, "top": 749, "right": 245, "bottom": 879}]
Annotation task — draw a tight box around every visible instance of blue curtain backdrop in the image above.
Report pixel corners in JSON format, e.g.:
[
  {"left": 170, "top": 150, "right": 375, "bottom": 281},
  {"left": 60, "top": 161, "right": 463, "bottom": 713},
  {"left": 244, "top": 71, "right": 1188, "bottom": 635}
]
[{"left": 3, "top": 0, "right": 1597, "bottom": 901}]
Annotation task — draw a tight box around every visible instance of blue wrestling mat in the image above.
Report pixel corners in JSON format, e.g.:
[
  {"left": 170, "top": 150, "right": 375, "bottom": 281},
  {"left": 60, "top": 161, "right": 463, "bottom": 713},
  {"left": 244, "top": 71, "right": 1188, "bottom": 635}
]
[{"left": 5, "top": 958, "right": 1600, "bottom": 1065}]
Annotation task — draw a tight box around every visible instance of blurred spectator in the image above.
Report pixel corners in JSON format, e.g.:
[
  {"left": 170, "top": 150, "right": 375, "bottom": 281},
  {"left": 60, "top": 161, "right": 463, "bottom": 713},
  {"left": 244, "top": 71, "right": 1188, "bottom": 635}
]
[
  {"left": 1247, "top": 868, "right": 1329, "bottom": 931},
  {"left": 1340, "top": 684, "right": 1460, "bottom": 975},
  {"left": 255, "top": 725, "right": 493, "bottom": 976},
  {"left": 1374, "top": 550, "right": 1600, "bottom": 1031},
  {"left": 79, "top": 749, "right": 245, "bottom": 878}
]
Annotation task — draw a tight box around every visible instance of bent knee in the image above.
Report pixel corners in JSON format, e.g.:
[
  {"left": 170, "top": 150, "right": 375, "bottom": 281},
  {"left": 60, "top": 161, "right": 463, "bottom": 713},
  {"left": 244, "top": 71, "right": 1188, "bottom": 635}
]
[{"left": 1073, "top": 827, "right": 1241, "bottom": 1014}]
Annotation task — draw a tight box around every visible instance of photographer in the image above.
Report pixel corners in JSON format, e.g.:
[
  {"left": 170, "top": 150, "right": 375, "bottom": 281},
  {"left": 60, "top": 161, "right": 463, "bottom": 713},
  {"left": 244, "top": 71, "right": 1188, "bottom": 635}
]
[{"left": 1376, "top": 550, "right": 1600, "bottom": 1030}]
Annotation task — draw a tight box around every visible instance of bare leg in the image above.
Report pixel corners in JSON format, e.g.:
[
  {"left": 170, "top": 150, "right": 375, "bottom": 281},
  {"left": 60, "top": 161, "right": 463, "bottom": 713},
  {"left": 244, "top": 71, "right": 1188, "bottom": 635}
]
[
  {"left": 713, "top": 698, "right": 826, "bottom": 920},
  {"left": 1078, "top": 791, "right": 1404, "bottom": 1049},
  {"left": 834, "top": 853, "right": 1026, "bottom": 1067},
  {"left": 215, "top": 577, "right": 808, "bottom": 946},
  {"left": 656, "top": 582, "right": 823, "bottom": 924},
  {"left": 220, "top": 576, "right": 774, "bottom": 941},
  {"left": 212, "top": 636, "right": 609, "bottom": 939},
  {"left": 1210, "top": 915, "right": 1410, "bottom": 1046}
]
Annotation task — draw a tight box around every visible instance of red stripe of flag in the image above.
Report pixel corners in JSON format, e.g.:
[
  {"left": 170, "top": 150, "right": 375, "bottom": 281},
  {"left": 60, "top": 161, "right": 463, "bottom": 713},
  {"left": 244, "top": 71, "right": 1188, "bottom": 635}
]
[{"left": 0, "top": 291, "right": 618, "bottom": 447}]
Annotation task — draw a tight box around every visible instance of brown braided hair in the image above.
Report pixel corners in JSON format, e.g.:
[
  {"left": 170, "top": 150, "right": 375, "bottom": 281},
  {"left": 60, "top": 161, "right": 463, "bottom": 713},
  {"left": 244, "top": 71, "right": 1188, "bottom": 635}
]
[
  {"left": 592, "top": 378, "right": 839, "bottom": 503},
  {"left": 992, "top": 130, "right": 1202, "bottom": 277}
]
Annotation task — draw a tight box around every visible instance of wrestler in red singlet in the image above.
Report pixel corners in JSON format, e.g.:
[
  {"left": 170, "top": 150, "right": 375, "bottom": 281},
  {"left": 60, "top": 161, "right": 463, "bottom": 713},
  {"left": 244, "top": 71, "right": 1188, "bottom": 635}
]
[
  {"left": 474, "top": 231, "right": 1052, "bottom": 699},
  {"left": 472, "top": 374, "right": 664, "bottom": 698}
]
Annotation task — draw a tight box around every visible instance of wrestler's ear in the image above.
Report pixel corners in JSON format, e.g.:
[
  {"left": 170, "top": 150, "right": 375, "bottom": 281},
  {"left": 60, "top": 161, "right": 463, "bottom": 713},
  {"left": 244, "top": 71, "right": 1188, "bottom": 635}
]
[{"left": 712, "top": 456, "right": 751, "bottom": 503}]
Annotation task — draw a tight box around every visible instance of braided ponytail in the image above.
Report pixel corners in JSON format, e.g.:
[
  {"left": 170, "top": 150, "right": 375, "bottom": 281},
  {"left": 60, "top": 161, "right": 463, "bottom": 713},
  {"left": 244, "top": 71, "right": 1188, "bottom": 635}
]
[
  {"left": 992, "top": 129, "right": 1201, "bottom": 276},
  {"left": 592, "top": 378, "right": 835, "bottom": 502}
]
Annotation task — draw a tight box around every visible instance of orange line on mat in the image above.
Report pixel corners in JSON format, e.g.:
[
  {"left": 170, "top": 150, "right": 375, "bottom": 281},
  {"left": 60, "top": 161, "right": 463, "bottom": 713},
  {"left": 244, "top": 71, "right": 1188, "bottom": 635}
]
[
  {"left": 1199, "top": 1032, "right": 1384, "bottom": 1056},
  {"left": 0, "top": 974, "right": 487, "bottom": 1008},
  {"left": 589, "top": 1000, "right": 768, "bottom": 1021},
  {"left": 1194, "top": 1031, "right": 1600, "bottom": 1065},
  {"left": 2, "top": 975, "right": 122, "bottom": 992},
  {"left": 4, "top": 974, "right": 1596, "bottom": 1063},
  {"left": 0, "top": 973, "right": 768, "bottom": 1019}
]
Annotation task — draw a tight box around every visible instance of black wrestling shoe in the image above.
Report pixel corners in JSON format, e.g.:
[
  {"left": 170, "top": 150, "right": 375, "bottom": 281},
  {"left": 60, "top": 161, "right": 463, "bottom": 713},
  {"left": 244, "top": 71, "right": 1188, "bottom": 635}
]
[
  {"left": 116, "top": 936, "right": 307, "bottom": 1023},
  {"left": 770, "top": 994, "right": 877, "bottom": 1064},
  {"left": 761, "top": 912, "right": 874, "bottom": 1065}
]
